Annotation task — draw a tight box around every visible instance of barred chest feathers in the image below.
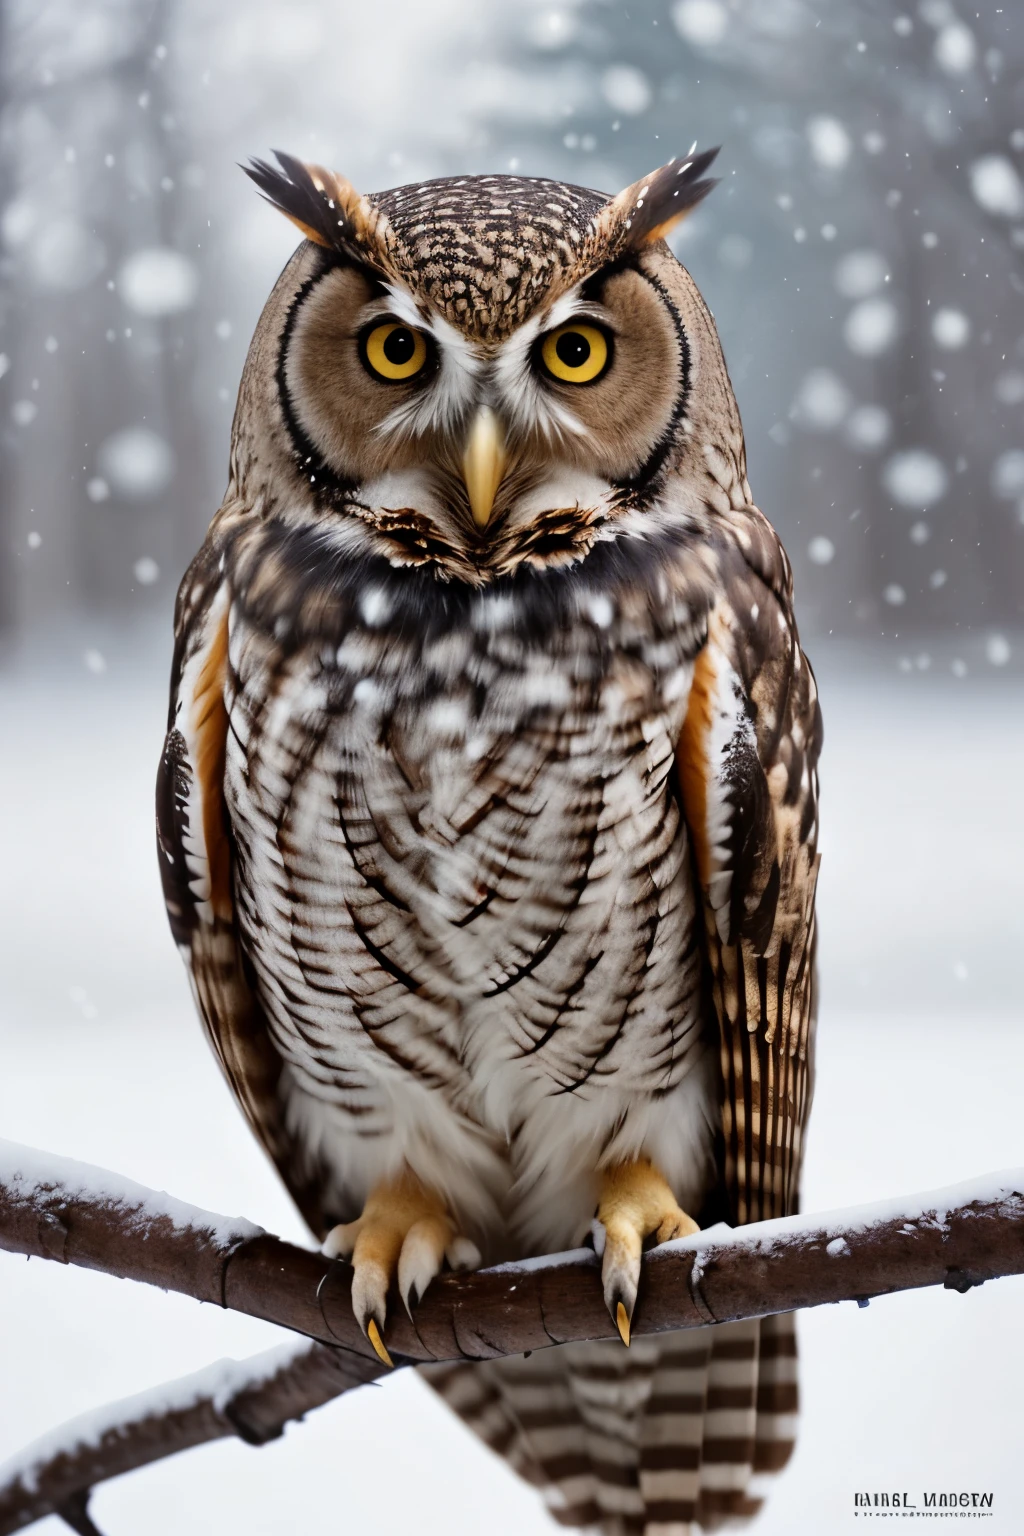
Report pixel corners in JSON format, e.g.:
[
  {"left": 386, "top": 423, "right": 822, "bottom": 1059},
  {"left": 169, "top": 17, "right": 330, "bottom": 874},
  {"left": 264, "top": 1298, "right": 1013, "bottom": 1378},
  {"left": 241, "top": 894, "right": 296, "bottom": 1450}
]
[{"left": 221, "top": 534, "right": 719, "bottom": 1259}]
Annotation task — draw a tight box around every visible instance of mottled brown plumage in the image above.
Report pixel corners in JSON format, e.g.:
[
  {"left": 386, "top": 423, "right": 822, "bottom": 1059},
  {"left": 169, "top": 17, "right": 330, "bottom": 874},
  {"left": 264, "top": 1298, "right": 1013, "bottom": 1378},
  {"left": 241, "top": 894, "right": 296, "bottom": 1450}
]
[{"left": 158, "top": 149, "right": 820, "bottom": 1534}]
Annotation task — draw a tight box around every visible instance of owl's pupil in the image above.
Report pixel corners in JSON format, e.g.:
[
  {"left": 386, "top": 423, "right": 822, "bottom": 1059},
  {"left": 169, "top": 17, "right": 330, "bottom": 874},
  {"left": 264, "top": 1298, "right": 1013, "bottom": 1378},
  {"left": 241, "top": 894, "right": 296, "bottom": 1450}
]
[
  {"left": 556, "top": 331, "right": 591, "bottom": 368},
  {"left": 383, "top": 327, "right": 416, "bottom": 365}
]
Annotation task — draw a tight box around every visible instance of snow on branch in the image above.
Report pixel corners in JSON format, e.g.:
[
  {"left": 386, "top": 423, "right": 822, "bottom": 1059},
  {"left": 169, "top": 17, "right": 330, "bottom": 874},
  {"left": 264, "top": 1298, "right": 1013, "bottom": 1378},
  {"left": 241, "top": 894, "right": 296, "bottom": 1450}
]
[{"left": 2, "top": 1138, "right": 1024, "bottom": 1532}]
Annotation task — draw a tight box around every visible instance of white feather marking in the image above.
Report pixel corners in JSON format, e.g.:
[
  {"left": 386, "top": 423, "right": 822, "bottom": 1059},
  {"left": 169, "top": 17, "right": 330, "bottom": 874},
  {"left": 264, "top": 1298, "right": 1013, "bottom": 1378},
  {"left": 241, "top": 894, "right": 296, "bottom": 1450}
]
[
  {"left": 359, "top": 587, "right": 391, "bottom": 627},
  {"left": 585, "top": 593, "right": 614, "bottom": 629},
  {"left": 490, "top": 284, "right": 614, "bottom": 444},
  {"left": 354, "top": 467, "right": 443, "bottom": 519},
  {"left": 510, "top": 467, "right": 614, "bottom": 523},
  {"left": 369, "top": 285, "right": 481, "bottom": 439}
]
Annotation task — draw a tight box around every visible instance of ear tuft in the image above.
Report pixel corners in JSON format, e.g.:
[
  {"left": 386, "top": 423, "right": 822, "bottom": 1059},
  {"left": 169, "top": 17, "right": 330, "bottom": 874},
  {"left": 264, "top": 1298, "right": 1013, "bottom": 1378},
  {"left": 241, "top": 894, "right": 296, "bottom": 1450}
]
[
  {"left": 600, "top": 147, "right": 721, "bottom": 251},
  {"left": 242, "top": 151, "right": 374, "bottom": 261}
]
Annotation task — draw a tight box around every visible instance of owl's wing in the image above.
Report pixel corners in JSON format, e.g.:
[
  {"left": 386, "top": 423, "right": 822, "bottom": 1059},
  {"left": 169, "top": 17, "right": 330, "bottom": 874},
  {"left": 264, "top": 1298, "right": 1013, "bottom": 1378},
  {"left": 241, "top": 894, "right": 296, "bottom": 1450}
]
[
  {"left": 679, "top": 507, "right": 822, "bottom": 1225},
  {"left": 155, "top": 543, "right": 325, "bottom": 1235}
]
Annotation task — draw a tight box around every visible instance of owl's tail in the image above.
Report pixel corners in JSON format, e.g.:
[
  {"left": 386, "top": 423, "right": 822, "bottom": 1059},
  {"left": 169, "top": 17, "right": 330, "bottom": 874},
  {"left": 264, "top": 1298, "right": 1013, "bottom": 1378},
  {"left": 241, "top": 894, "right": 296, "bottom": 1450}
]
[{"left": 421, "top": 1312, "right": 797, "bottom": 1534}]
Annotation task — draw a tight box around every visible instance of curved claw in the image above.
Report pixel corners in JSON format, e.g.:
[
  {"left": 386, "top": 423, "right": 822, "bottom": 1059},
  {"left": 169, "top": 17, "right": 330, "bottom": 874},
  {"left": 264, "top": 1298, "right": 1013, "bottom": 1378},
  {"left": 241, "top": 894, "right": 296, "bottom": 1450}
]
[{"left": 367, "top": 1319, "right": 394, "bottom": 1369}]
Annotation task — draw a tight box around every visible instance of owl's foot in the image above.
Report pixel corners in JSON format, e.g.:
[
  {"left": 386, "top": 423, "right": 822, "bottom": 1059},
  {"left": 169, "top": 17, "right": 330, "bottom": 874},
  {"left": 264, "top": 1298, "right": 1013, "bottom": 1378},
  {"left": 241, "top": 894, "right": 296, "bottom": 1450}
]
[
  {"left": 597, "top": 1159, "right": 699, "bottom": 1346},
  {"left": 322, "top": 1172, "right": 481, "bottom": 1366}
]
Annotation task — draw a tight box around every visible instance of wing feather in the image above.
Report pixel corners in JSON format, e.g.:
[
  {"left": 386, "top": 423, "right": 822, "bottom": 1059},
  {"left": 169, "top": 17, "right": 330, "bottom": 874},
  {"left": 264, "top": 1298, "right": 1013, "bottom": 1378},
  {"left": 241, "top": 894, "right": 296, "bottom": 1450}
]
[
  {"left": 156, "top": 544, "right": 325, "bottom": 1234},
  {"left": 679, "top": 507, "right": 822, "bottom": 1227}
]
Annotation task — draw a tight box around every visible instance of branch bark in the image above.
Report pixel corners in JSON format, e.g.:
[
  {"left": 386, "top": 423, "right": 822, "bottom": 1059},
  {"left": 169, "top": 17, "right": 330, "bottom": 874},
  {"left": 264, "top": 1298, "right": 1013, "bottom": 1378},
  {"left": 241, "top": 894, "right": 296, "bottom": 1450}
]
[{"left": 2, "top": 1139, "right": 1024, "bottom": 1532}]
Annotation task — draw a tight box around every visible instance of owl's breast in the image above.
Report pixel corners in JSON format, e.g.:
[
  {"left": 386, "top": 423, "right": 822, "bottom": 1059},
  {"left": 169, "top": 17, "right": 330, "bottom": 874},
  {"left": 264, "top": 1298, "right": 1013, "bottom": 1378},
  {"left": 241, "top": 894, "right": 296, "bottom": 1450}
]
[{"left": 222, "top": 555, "right": 713, "bottom": 1238}]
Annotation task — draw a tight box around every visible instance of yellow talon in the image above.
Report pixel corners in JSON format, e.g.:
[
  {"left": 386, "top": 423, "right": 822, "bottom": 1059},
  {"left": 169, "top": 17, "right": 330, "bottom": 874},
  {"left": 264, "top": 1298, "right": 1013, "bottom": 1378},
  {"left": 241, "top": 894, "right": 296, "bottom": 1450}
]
[
  {"left": 598, "top": 1158, "right": 699, "bottom": 1340},
  {"left": 322, "top": 1173, "right": 483, "bottom": 1352},
  {"left": 367, "top": 1318, "right": 393, "bottom": 1368}
]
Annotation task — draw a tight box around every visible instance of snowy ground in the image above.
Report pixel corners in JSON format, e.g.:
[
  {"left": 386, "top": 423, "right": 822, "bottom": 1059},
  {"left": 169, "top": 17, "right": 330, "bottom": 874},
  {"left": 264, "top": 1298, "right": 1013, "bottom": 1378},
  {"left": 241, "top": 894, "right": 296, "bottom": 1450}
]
[{"left": 2, "top": 621, "right": 1023, "bottom": 1534}]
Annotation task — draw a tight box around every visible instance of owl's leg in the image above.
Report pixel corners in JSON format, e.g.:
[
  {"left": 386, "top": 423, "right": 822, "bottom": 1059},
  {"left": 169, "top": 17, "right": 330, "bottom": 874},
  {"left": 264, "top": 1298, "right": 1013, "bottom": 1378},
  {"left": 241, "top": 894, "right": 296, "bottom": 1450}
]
[
  {"left": 322, "top": 1172, "right": 481, "bottom": 1367},
  {"left": 597, "top": 1158, "right": 699, "bottom": 1346}
]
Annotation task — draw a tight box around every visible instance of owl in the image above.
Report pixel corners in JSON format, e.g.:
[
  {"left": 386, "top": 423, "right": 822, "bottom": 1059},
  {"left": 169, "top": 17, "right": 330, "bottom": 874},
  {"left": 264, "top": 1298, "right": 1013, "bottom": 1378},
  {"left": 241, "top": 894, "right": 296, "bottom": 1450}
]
[{"left": 157, "top": 148, "right": 821, "bottom": 1534}]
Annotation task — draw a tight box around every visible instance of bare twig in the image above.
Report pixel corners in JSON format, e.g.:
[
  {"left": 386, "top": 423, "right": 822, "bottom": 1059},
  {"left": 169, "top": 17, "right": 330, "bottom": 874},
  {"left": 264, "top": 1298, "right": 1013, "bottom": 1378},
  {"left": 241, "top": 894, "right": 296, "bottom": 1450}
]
[{"left": 2, "top": 1139, "right": 1024, "bottom": 1532}]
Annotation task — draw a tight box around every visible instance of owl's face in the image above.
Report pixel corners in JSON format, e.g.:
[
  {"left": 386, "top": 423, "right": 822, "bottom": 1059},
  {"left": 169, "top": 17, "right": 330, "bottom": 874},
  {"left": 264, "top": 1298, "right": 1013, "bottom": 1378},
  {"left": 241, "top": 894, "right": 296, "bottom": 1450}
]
[{"left": 233, "top": 151, "right": 748, "bottom": 584}]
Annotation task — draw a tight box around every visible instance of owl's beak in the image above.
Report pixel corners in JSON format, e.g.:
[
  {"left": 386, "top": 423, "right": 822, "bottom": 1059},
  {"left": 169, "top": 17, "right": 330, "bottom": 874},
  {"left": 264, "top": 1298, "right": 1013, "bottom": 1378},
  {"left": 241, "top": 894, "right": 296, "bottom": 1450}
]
[{"left": 461, "top": 407, "right": 507, "bottom": 529}]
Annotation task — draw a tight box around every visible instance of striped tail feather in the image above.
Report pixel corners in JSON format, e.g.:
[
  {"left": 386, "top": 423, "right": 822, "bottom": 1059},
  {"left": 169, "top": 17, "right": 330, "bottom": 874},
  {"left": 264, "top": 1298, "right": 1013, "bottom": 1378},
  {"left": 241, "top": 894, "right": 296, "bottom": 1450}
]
[
  {"left": 750, "top": 1312, "right": 800, "bottom": 1493},
  {"left": 421, "top": 1315, "right": 798, "bottom": 1534},
  {"left": 693, "top": 1318, "right": 761, "bottom": 1528}
]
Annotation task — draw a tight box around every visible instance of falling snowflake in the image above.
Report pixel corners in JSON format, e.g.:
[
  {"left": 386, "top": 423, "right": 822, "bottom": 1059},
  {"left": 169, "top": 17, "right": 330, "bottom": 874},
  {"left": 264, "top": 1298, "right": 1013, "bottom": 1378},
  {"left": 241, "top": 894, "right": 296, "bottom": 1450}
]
[
  {"left": 600, "top": 65, "right": 652, "bottom": 115},
  {"left": 990, "top": 450, "right": 1024, "bottom": 500},
  {"left": 526, "top": 9, "right": 577, "bottom": 49},
  {"left": 845, "top": 405, "right": 892, "bottom": 451},
  {"left": 807, "top": 116, "right": 851, "bottom": 170},
  {"left": 834, "top": 249, "right": 887, "bottom": 298},
  {"left": 27, "top": 217, "right": 106, "bottom": 292},
  {"left": 808, "top": 536, "right": 835, "bottom": 565},
  {"left": 882, "top": 449, "right": 948, "bottom": 507},
  {"left": 671, "top": 0, "right": 727, "bottom": 46},
  {"left": 97, "top": 427, "right": 175, "bottom": 498},
  {"left": 931, "top": 308, "right": 970, "bottom": 349},
  {"left": 985, "top": 634, "right": 1011, "bottom": 666},
  {"left": 844, "top": 298, "right": 899, "bottom": 357},
  {"left": 792, "top": 368, "right": 851, "bottom": 431},
  {"left": 119, "top": 249, "right": 199, "bottom": 317},
  {"left": 994, "top": 371, "right": 1024, "bottom": 406},
  {"left": 934, "top": 23, "right": 976, "bottom": 73},
  {"left": 969, "top": 155, "right": 1024, "bottom": 218}
]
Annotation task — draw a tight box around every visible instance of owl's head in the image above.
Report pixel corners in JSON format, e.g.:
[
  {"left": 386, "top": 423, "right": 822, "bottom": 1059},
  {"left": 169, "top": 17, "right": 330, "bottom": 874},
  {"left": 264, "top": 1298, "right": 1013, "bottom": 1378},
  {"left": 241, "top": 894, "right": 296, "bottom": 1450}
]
[{"left": 232, "top": 149, "right": 748, "bottom": 585}]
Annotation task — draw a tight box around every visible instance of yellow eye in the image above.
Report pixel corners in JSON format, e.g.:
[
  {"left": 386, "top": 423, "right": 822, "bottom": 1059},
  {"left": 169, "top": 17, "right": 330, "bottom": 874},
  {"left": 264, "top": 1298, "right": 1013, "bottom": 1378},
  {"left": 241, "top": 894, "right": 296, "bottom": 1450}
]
[
  {"left": 362, "top": 321, "right": 429, "bottom": 381},
  {"left": 540, "top": 323, "right": 610, "bottom": 384}
]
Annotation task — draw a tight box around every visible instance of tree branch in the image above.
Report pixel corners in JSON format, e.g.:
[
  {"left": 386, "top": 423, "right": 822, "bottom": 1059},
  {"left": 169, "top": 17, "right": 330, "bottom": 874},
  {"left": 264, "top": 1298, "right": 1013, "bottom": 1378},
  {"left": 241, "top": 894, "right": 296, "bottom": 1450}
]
[
  {"left": 0, "top": 1338, "right": 379, "bottom": 1535},
  {"left": 2, "top": 1138, "right": 1024, "bottom": 1531}
]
